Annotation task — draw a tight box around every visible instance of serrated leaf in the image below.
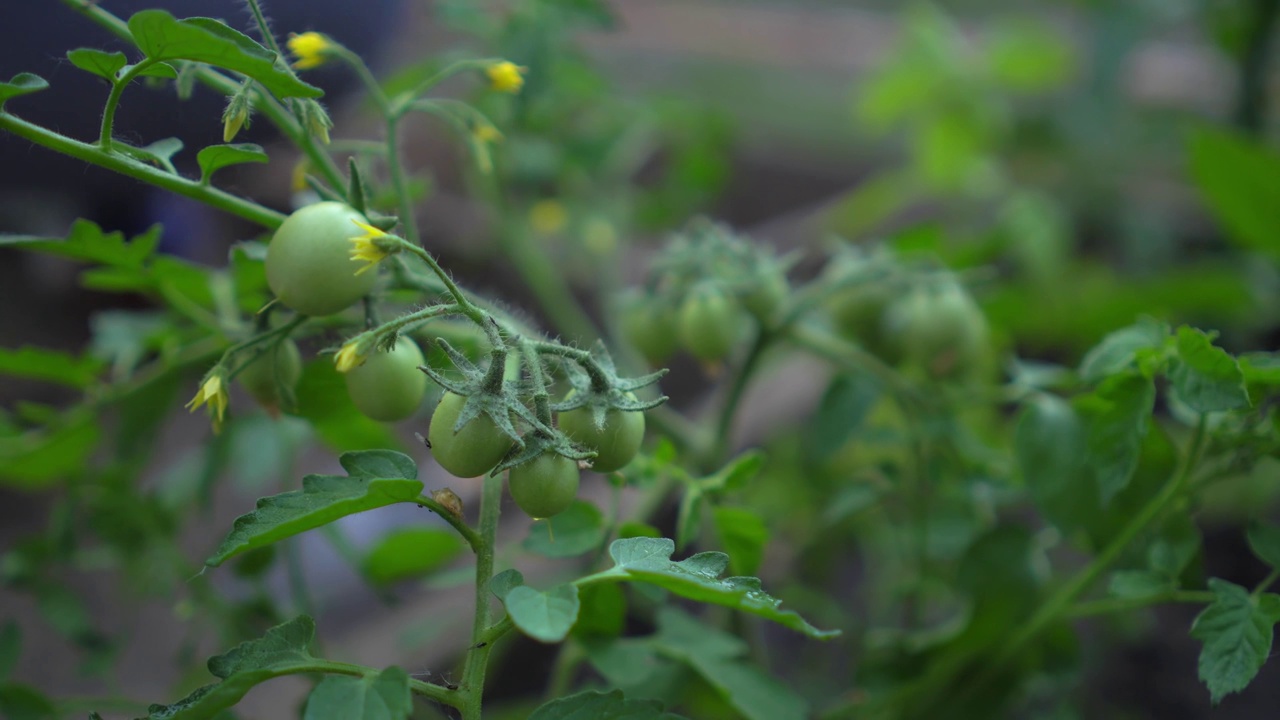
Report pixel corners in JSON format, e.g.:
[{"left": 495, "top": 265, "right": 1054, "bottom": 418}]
[
  {"left": 528, "top": 689, "right": 685, "bottom": 720},
  {"left": 1247, "top": 521, "right": 1280, "bottom": 569},
  {"left": 1190, "top": 579, "right": 1280, "bottom": 704},
  {"left": 206, "top": 450, "right": 423, "bottom": 566},
  {"left": 67, "top": 48, "right": 127, "bottom": 81},
  {"left": 362, "top": 528, "right": 464, "bottom": 585},
  {"left": 1187, "top": 125, "right": 1280, "bottom": 258},
  {"left": 0, "top": 347, "right": 105, "bottom": 389},
  {"left": 0, "top": 219, "right": 159, "bottom": 268},
  {"left": 142, "top": 616, "right": 317, "bottom": 720},
  {"left": 1108, "top": 570, "right": 1173, "bottom": 600},
  {"left": 653, "top": 608, "right": 806, "bottom": 720},
  {"left": 523, "top": 500, "right": 605, "bottom": 558},
  {"left": 1169, "top": 326, "right": 1249, "bottom": 413},
  {"left": 127, "top": 11, "right": 322, "bottom": 99},
  {"left": 1079, "top": 373, "right": 1155, "bottom": 505},
  {"left": 712, "top": 507, "right": 768, "bottom": 577},
  {"left": 197, "top": 144, "right": 268, "bottom": 184},
  {"left": 303, "top": 667, "right": 411, "bottom": 720},
  {"left": 1078, "top": 318, "right": 1169, "bottom": 383},
  {"left": 594, "top": 538, "right": 840, "bottom": 639},
  {"left": 0, "top": 73, "right": 48, "bottom": 108},
  {"left": 503, "top": 584, "right": 580, "bottom": 643}
]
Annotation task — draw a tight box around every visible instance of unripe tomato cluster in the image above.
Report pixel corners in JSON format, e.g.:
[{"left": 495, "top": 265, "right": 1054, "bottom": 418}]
[{"left": 248, "top": 199, "right": 655, "bottom": 515}]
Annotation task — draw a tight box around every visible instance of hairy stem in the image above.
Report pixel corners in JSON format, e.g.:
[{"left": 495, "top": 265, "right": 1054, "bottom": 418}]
[
  {"left": 0, "top": 112, "right": 285, "bottom": 228},
  {"left": 459, "top": 470, "right": 505, "bottom": 719}
]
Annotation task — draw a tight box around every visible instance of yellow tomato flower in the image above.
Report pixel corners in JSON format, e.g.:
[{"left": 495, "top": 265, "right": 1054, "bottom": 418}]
[
  {"left": 333, "top": 340, "right": 369, "bottom": 373},
  {"left": 485, "top": 61, "right": 527, "bottom": 93},
  {"left": 530, "top": 200, "right": 568, "bottom": 236},
  {"left": 287, "top": 32, "right": 333, "bottom": 70},
  {"left": 186, "top": 372, "right": 229, "bottom": 432},
  {"left": 349, "top": 219, "right": 395, "bottom": 276}
]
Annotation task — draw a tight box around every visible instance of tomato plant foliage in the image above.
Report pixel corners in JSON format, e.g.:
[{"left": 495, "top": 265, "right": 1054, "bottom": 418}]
[{"left": 2, "top": 1, "right": 1280, "bottom": 719}]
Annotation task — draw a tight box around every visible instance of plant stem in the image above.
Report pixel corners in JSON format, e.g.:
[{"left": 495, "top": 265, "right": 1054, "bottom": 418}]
[
  {"left": 293, "top": 659, "right": 459, "bottom": 706},
  {"left": 458, "top": 470, "right": 505, "bottom": 720},
  {"left": 59, "top": 0, "right": 346, "bottom": 192},
  {"left": 98, "top": 60, "right": 156, "bottom": 148},
  {"left": 414, "top": 494, "right": 483, "bottom": 552},
  {"left": 242, "top": 0, "right": 284, "bottom": 56},
  {"left": 1253, "top": 567, "right": 1280, "bottom": 596},
  {"left": 0, "top": 112, "right": 285, "bottom": 228},
  {"left": 1066, "top": 590, "right": 1216, "bottom": 618},
  {"left": 710, "top": 330, "right": 770, "bottom": 468}
]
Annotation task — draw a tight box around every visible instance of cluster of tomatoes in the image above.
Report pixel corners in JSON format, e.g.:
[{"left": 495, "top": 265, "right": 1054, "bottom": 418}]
[{"left": 234, "top": 202, "right": 647, "bottom": 518}]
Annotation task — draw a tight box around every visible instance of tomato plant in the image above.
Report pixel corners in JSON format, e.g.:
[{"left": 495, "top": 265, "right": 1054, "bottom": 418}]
[{"left": 2, "top": 2, "right": 1280, "bottom": 720}]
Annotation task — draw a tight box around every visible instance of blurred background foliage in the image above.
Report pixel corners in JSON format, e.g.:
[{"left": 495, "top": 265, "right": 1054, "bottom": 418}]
[{"left": 3, "top": 0, "right": 1280, "bottom": 718}]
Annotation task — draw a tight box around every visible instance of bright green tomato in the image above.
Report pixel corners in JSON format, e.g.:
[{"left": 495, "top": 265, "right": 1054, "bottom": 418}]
[
  {"left": 883, "top": 280, "right": 988, "bottom": 380},
  {"left": 428, "top": 392, "right": 514, "bottom": 478},
  {"left": 266, "top": 202, "right": 377, "bottom": 316},
  {"left": 558, "top": 398, "right": 645, "bottom": 473},
  {"left": 237, "top": 338, "right": 302, "bottom": 412},
  {"left": 344, "top": 339, "right": 427, "bottom": 422},
  {"left": 508, "top": 452, "right": 580, "bottom": 518},
  {"left": 678, "top": 284, "right": 748, "bottom": 363},
  {"left": 618, "top": 290, "right": 680, "bottom": 366}
]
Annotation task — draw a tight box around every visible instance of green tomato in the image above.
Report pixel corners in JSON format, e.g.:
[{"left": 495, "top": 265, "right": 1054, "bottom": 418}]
[
  {"left": 883, "top": 279, "right": 988, "bottom": 380},
  {"left": 266, "top": 202, "right": 377, "bottom": 316},
  {"left": 740, "top": 266, "right": 789, "bottom": 323},
  {"left": 237, "top": 338, "right": 302, "bottom": 412},
  {"left": 617, "top": 290, "right": 680, "bottom": 366},
  {"left": 678, "top": 284, "right": 748, "bottom": 363},
  {"left": 428, "top": 392, "right": 514, "bottom": 478},
  {"left": 558, "top": 397, "right": 645, "bottom": 473},
  {"left": 344, "top": 338, "right": 427, "bottom": 422},
  {"left": 508, "top": 452, "right": 580, "bottom": 518},
  {"left": 828, "top": 282, "right": 895, "bottom": 360}
]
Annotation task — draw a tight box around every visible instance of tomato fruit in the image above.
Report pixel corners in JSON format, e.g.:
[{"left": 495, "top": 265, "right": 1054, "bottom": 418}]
[
  {"left": 508, "top": 451, "right": 580, "bottom": 518},
  {"left": 618, "top": 290, "right": 680, "bottom": 366},
  {"left": 237, "top": 338, "right": 302, "bottom": 412},
  {"left": 428, "top": 391, "right": 514, "bottom": 478},
  {"left": 344, "top": 338, "right": 427, "bottom": 422},
  {"left": 741, "top": 267, "right": 788, "bottom": 323},
  {"left": 883, "top": 279, "right": 988, "bottom": 380},
  {"left": 678, "top": 284, "right": 748, "bottom": 363},
  {"left": 266, "top": 202, "right": 378, "bottom": 316},
  {"left": 558, "top": 398, "right": 645, "bottom": 473}
]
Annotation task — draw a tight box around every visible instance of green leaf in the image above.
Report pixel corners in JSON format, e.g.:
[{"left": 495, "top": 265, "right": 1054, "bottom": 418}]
[
  {"left": 502, "top": 584, "right": 581, "bottom": 643},
  {"left": 1016, "top": 394, "right": 1089, "bottom": 535},
  {"left": 197, "top": 144, "right": 268, "bottom": 184},
  {"left": 294, "top": 360, "right": 404, "bottom": 453},
  {"left": 573, "top": 583, "right": 626, "bottom": 639},
  {"left": 594, "top": 538, "right": 840, "bottom": 639},
  {"left": 0, "top": 621, "right": 19, "bottom": 681},
  {"left": 113, "top": 137, "right": 184, "bottom": 173},
  {"left": 653, "top": 608, "right": 807, "bottom": 720},
  {"left": 489, "top": 568, "right": 524, "bottom": 600},
  {"left": 1079, "top": 374, "right": 1156, "bottom": 505},
  {"left": 1190, "top": 579, "right": 1280, "bottom": 703},
  {"left": 712, "top": 507, "right": 768, "bottom": 576},
  {"left": 527, "top": 689, "right": 685, "bottom": 720},
  {"left": 702, "top": 449, "right": 765, "bottom": 493},
  {"left": 1247, "top": 521, "right": 1280, "bottom": 569},
  {"left": 805, "top": 373, "right": 881, "bottom": 463},
  {"left": 127, "top": 11, "right": 322, "bottom": 99},
  {"left": 134, "top": 62, "right": 179, "bottom": 79},
  {"left": 0, "top": 219, "right": 159, "bottom": 269},
  {"left": 1108, "top": 570, "right": 1173, "bottom": 600},
  {"left": 1078, "top": 318, "right": 1169, "bottom": 383},
  {"left": 303, "top": 667, "right": 411, "bottom": 720},
  {"left": 675, "top": 487, "right": 703, "bottom": 552},
  {"left": 362, "top": 528, "right": 464, "bottom": 585},
  {"left": 143, "top": 616, "right": 318, "bottom": 720},
  {"left": 205, "top": 450, "right": 423, "bottom": 566},
  {"left": 1187, "top": 125, "right": 1280, "bottom": 258},
  {"left": 0, "top": 73, "right": 48, "bottom": 108},
  {"left": 0, "top": 413, "right": 100, "bottom": 490},
  {"left": 67, "top": 48, "right": 127, "bottom": 81},
  {"left": 1169, "top": 326, "right": 1250, "bottom": 413},
  {"left": 0, "top": 684, "right": 56, "bottom": 720},
  {"left": 523, "top": 500, "right": 605, "bottom": 558},
  {"left": 0, "top": 347, "right": 105, "bottom": 389}
]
